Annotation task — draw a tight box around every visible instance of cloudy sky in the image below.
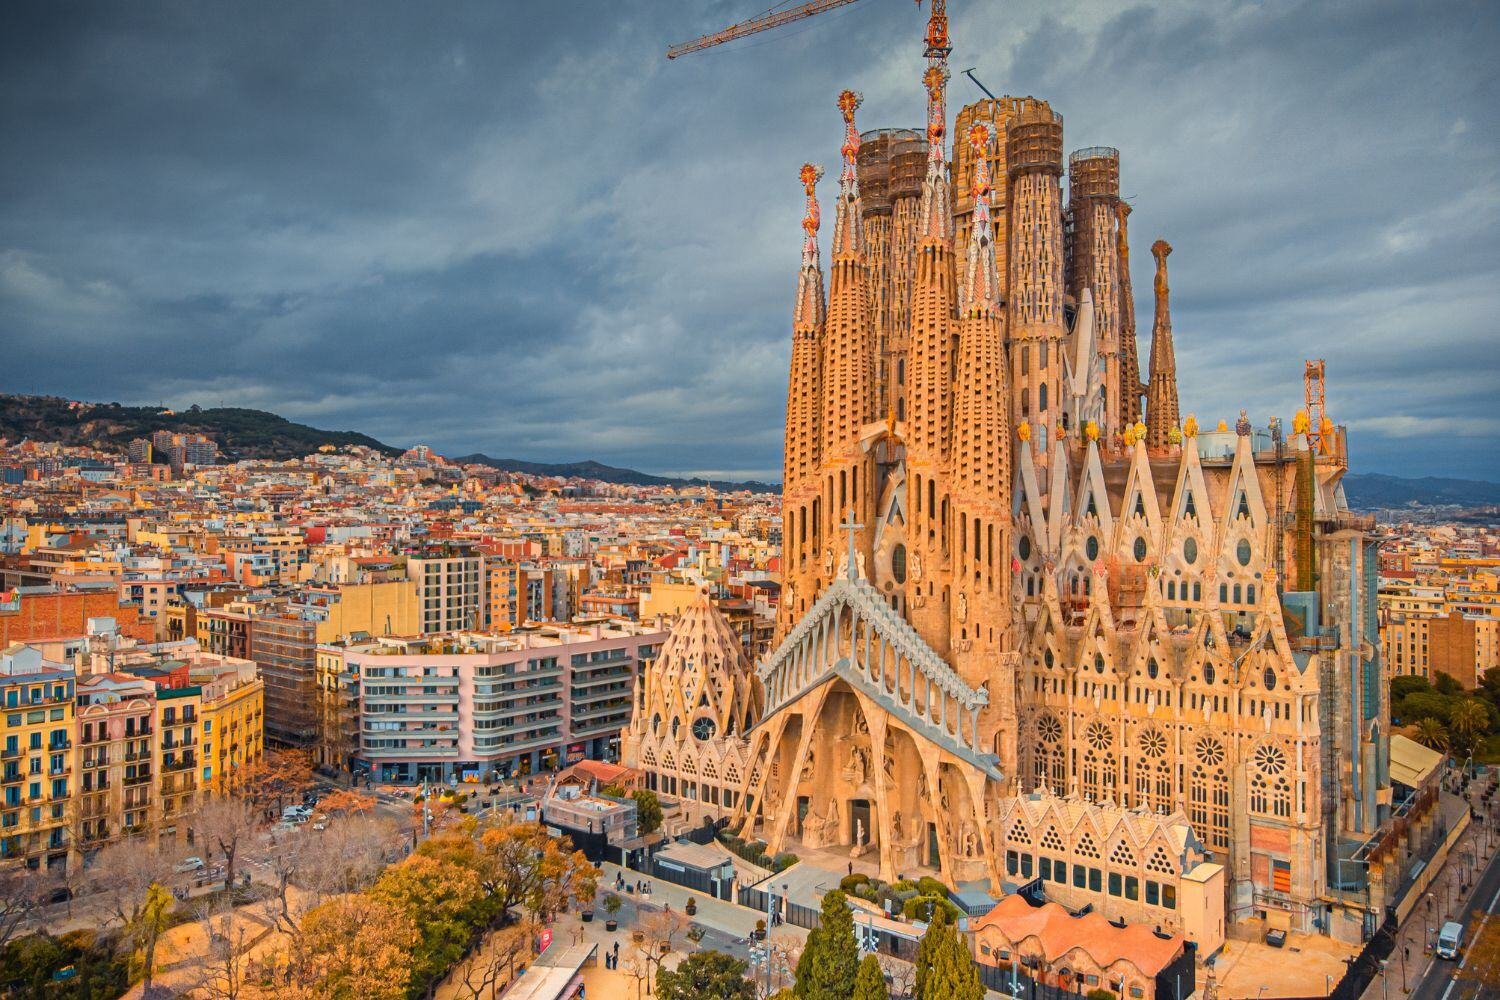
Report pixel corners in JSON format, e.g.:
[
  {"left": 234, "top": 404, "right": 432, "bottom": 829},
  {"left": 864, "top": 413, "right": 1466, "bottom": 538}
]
[{"left": 2, "top": 0, "right": 1496, "bottom": 481}]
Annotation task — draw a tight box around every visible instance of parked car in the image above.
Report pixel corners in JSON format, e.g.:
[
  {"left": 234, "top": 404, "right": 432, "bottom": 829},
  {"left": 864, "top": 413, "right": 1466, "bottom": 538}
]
[{"left": 174, "top": 856, "right": 206, "bottom": 874}]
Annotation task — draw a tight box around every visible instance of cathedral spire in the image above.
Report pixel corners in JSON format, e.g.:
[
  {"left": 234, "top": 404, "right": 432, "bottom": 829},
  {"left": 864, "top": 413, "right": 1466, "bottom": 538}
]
[
  {"left": 794, "top": 162, "right": 825, "bottom": 334},
  {"left": 1145, "top": 238, "right": 1180, "bottom": 450},
  {"left": 917, "top": 63, "right": 953, "bottom": 245},
  {"left": 830, "top": 90, "right": 865, "bottom": 261},
  {"left": 961, "top": 123, "right": 999, "bottom": 317},
  {"left": 1115, "top": 200, "right": 1143, "bottom": 431}
]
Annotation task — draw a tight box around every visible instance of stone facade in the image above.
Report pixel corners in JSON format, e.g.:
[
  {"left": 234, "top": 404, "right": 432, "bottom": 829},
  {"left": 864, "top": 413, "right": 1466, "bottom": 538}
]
[{"left": 624, "top": 5, "right": 1407, "bottom": 944}]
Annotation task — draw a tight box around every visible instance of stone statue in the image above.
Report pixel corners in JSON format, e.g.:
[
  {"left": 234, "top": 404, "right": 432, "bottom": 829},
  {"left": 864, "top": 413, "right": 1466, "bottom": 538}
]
[
  {"left": 891, "top": 809, "right": 904, "bottom": 841},
  {"left": 956, "top": 592, "right": 968, "bottom": 623},
  {"left": 800, "top": 744, "right": 816, "bottom": 783},
  {"left": 843, "top": 745, "right": 869, "bottom": 786}
]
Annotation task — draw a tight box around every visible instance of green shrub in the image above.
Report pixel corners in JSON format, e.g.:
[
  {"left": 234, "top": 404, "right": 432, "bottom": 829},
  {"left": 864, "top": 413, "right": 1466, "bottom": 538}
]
[
  {"left": 840, "top": 873, "right": 871, "bottom": 893},
  {"left": 916, "top": 876, "right": 949, "bottom": 898},
  {"left": 902, "top": 894, "right": 960, "bottom": 922},
  {"left": 773, "top": 853, "right": 799, "bottom": 871},
  {"left": 1087, "top": 990, "right": 1118, "bottom": 1000}
]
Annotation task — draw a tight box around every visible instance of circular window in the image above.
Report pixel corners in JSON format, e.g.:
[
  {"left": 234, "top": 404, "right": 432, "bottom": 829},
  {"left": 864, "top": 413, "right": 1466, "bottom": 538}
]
[
  {"left": 692, "top": 717, "right": 717, "bottom": 742},
  {"left": 1196, "top": 737, "right": 1225, "bottom": 767},
  {"left": 1044, "top": 648, "right": 1054, "bottom": 668},
  {"left": 1140, "top": 729, "right": 1167, "bottom": 758},
  {"left": 1263, "top": 668, "right": 1277, "bottom": 691},
  {"left": 892, "top": 544, "right": 908, "bottom": 584},
  {"left": 1039, "top": 715, "right": 1062, "bottom": 744},
  {"left": 1086, "top": 536, "right": 1100, "bottom": 560},
  {"left": 1203, "top": 663, "right": 1216, "bottom": 685},
  {"left": 1183, "top": 538, "right": 1198, "bottom": 564},
  {"left": 1134, "top": 537, "right": 1148, "bottom": 562},
  {"left": 1236, "top": 539, "right": 1252, "bottom": 567},
  {"left": 1085, "top": 721, "right": 1113, "bottom": 751},
  {"left": 1254, "top": 744, "right": 1287, "bottom": 775},
  {"left": 1094, "top": 653, "right": 1106, "bottom": 674},
  {"left": 1019, "top": 537, "right": 1032, "bottom": 561},
  {"left": 1147, "top": 658, "right": 1159, "bottom": 680}
]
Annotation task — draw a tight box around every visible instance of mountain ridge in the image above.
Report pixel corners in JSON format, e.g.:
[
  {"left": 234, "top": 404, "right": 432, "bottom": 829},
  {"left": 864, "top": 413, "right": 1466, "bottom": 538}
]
[{"left": 453, "top": 454, "right": 779, "bottom": 493}]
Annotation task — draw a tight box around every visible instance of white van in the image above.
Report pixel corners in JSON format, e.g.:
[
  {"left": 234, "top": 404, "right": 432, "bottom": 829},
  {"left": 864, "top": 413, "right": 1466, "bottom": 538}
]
[{"left": 1437, "top": 921, "right": 1464, "bottom": 960}]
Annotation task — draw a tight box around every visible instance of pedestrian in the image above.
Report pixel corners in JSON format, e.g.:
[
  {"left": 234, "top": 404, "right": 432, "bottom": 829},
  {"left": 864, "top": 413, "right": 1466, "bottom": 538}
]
[{"left": 848, "top": 861, "right": 854, "bottom": 876}]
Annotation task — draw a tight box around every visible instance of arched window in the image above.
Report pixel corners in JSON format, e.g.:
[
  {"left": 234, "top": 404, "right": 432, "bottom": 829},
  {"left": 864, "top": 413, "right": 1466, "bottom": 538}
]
[
  {"left": 1021, "top": 388, "right": 1030, "bottom": 415},
  {"left": 1039, "top": 384, "right": 1049, "bottom": 412}
]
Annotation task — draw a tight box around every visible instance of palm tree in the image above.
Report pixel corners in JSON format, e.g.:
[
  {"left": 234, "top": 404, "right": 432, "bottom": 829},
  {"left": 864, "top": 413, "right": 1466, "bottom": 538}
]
[
  {"left": 1414, "top": 718, "right": 1450, "bottom": 754},
  {"left": 1449, "top": 699, "right": 1489, "bottom": 756}
]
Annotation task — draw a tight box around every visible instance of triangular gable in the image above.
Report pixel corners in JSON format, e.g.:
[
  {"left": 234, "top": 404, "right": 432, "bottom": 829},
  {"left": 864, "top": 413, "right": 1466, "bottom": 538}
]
[
  {"left": 1118, "top": 439, "right": 1163, "bottom": 540},
  {"left": 1074, "top": 440, "right": 1115, "bottom": 540},
  {"left": 1015, "top": 444, "right": 1049, "bottom": 558},
  {"left": 1169, "top": 440, "right": 1213, "bottom": 529},
  {"left": 1046, "top": 442, "right": 1073, "bottom": 554},
  {"left": 1223, "top": 433, "right": 1267, "bottom": 532}
]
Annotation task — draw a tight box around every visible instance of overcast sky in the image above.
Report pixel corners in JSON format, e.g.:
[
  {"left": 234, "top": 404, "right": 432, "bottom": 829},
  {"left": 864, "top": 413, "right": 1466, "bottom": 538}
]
[{"left": 2, "top": 1, "right": 1497, "bottom": 481}]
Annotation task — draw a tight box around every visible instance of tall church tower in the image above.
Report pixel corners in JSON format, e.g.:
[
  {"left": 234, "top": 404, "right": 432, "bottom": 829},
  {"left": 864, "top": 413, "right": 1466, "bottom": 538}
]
[
  {"left": 1005, "top": 102, "right": 1066, "bottom": 471},
  {"left": 951, "top": 122, "right": 1016, "bottom": 775},
  {"left": 1066, "top": 147, "right": 1122, "bottom": 440},
  {"left": 778, "top": 164, "right": 826, "bottom": 635},
  {"left": 1145, "top": 238, "right": 1180, "bottom": 449},
  {"left": 820, "top": 90, "right": 879, "bottom": 573},
  {"left": 905, "top": 17, "right": 957, "bottom": 657},
  {"left": 1115, "top": 200, "right": 1143, "bottom": 431}
]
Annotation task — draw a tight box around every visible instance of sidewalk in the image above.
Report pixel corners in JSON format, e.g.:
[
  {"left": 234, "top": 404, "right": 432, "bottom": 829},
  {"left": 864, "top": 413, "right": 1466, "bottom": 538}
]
[
  {"left": 1362, "top": 792, "right": 1498, "bottom": 1000},
  {"left": 597, "top": 862, "right": 788, "bottom": 940}
]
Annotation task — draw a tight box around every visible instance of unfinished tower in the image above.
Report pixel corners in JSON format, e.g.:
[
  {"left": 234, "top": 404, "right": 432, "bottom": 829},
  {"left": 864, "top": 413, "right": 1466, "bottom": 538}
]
[
  {"left": 858, "top": 128, "right": 925, "bottom": 420},
  {"left": 1145, "top": 238, "right": 1180, "bottom": 449},
  {"left": 1005, "top": 101, "right": 1066, "bottom": 467},
  {"left": 1066, "top": 147, "right": 1122, "bottom": 440}
]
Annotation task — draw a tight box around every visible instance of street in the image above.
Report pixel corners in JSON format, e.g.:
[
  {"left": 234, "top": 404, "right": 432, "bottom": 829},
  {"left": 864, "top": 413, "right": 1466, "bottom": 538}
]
[{"left": 1386, "top": 816, "right": 1500, "bottom": 1000}]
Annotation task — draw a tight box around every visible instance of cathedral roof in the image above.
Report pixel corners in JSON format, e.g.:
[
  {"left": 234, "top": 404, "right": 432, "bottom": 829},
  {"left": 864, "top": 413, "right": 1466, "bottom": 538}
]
[{"left": 971, "top": 894, "right": 1187, "bottom": 977}]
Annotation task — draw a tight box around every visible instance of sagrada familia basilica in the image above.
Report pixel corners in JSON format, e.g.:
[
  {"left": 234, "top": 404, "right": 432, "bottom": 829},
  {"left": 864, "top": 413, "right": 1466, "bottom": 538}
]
[{"left": 625, "top": 5, "right": 1417, "bottom": 946}]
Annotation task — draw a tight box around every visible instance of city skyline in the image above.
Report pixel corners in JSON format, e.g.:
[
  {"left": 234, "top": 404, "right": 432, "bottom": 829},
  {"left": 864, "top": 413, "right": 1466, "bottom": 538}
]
[{"left": 2, "top": 0, "right": 1497, "bottom": 481}]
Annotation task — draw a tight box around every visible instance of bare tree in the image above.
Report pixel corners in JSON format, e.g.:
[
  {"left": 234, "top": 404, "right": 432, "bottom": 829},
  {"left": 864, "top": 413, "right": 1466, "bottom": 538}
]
[
  {"left": 632, "top": 907, "right": 691, "bottom": 991},
  {"left": 189, "top": 894, "right": 259, "bottom": 1000},
  {"left": 0, "top": 864, "right": 56, "bottom": 949},
  {"left": 877, "top": 952, "right": 916, "bottom": 1000},
  {"left": 447, "top": 919, "right": 533, "bottom": 1000},
  {"left": 191, "top": 794, "right": 262, "bottom": 894},
  {"left": 259, "top": 814, "right": 398, "bottom": 941},
  {"left": 89, "top": 838, "right": 177, "bottom": 934}
]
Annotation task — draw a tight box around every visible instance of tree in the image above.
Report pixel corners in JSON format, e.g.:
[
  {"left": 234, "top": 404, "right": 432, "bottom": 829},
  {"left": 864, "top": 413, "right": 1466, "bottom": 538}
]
[
  {"left": 633, "top": 789, "right": 664, "bottom": 834},
  {"left": 1397, "top": 692, "right": 1455, "bottom": 726},
  {"left": 0, "top": 865, "right": 55, "bottom": 951},
  {"left": 1452, "top": 698, "right": 1491, "bottom": 755},
  {"left": 192, "top": 793, "right": 261, "bottom": 894},
  {"left": 794, "top": 891, "right": 858, "bottom": 1000},
  {"left": 261, "top": 813, "right": 398, "bottom": 942},
  {"left": 1435, "top": 673, "right": 1464, "bottom": 697},
  {"left": 133, "top": 881, "right": 176, "bottom": 994},
  {"left": 479, "top": 821, "right": 599, "bottom": 922},
  {"left": 853, "top": 954, "right": 890, "bottom": 1000},
  {"left": 318, "top": 788, "right": 376, "bottom": 817},
  {"left": 248, "top": 749, "right": 315, "bottom": 818},
  {"left": 915, "top": 905, "right": 981, "bottom": 1000},
  {"left": 657, "top": 949, "right": 758, "bottom": 1000},
  {"left": 283, "top": 895, "right": 418, "bottom": 1000},
  {"left": 632, "top": 908, "right": 691, "bottom": 989},
  {"left": 191, "top": 895, "right": 256, "bottom": 1000},
  {"left": 1415, "top": 718, "right": 1450, "bottom": 753},
  {"left": 369, "top": 853, "right": 490, "bottom": 996},
  {"left": 448, "top": 921, "right": 533, "bottom": 1000},
  {"left": 1393, "top": 674, "right": 1434, "bottom": 702},
  {"left": 90, "top": 838, "right": 177, "bottom": 939}
]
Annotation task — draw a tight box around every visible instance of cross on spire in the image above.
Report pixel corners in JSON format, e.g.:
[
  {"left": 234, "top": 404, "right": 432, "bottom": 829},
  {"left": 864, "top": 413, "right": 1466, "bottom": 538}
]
[{"left": 841, "top": 507, "right": 864, "bottom": 580}]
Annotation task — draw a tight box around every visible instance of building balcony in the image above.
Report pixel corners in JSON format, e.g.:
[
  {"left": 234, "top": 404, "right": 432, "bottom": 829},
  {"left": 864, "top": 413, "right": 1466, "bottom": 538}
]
[
  {"left": 571, "top": 717, "right": 630, "bottom": 738},
  {"left": 0, "top": 748, "right": 18, "bottom": 760},
  {"left": 571, "top": 687, "right": 631, "bottom": 705},
  {"left": 124, "top": 771, "right": 153, "bottom": 786},
  {"left": 570, "top": 667, "right": 634, "bottom": 686},
  {"left": 571, "top": 702, "right": 630, "bottom": 723},
  {"left": 163, "top": 755, "right": 197, "bottom": 772}
]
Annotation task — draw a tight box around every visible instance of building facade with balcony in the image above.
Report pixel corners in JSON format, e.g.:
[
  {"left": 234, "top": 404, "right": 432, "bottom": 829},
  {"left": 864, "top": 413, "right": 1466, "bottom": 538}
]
[
  {"left": 324, "top": 620, "right": 664, "bottom": 784},
  {"left": 0, "top": 647, "right": 76, "bottom": 871}
]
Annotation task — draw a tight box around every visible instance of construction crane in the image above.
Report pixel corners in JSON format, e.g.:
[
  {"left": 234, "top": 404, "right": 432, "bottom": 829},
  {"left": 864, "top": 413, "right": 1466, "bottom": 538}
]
[{"left": 667, "top": 0, "right": 945, "bottom": 60}]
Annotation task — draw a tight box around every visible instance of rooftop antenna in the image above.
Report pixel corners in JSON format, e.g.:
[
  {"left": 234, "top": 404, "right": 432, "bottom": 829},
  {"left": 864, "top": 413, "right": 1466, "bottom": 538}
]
[{"left": 962, "top": 67, "right": 996, "bottom": 100}]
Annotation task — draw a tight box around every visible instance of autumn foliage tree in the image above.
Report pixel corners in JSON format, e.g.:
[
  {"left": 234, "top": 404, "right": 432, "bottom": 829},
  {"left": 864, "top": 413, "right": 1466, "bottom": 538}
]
[
  {"left": 248, "top": 748, "right": 315, "bottom": 817},
  {"left": 479, "top": 821, "right": 599, "bottom": 922},
  {"left": 369, "top": 852, "right": 495, "bottom": 997},
  {"left": 282, "top": 895, "right": 418, "bottom": 1000}
]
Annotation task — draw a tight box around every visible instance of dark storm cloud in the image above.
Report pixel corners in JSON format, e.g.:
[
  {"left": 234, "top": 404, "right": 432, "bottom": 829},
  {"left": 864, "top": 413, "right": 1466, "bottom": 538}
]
[{"left": 1, "top": 0, "right": 1496, "bottom": 480}]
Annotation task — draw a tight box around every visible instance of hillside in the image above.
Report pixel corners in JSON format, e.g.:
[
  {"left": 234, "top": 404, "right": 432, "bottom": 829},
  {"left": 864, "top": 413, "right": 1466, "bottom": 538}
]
[
  {"left": 454, "top": 454, "right": 779, "bottom": 494},
  {"left": 1342, "top": 473, "right": 1500, "bottom": 509},
  {"left": 0, "top": 395, "right": 399, "bottom": 460}
]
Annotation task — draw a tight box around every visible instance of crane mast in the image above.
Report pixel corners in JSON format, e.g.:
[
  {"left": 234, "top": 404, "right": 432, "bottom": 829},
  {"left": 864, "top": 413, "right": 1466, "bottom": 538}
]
[{"left": 667, "top": 0, "right": 866, "bottom": 59}]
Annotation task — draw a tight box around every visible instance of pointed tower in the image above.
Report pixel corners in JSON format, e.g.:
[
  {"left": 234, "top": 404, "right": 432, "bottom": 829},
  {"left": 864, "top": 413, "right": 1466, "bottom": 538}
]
[
  {"left": 818, "top": 90, "right": 878, "bottom": 590},
  {"left": 905, "top": 7, "right": 957, "bottom": 657},
  {"left": 1115, "top": 200, "right": 1143, "bottom": 432},
  {"left": 1005, "top": 100, "right": 1066, "bottom": 472},
  {"left": 779, "top": 163, "right": 826, "bottom": 636},
  {"left": 1145, "top": 238, "right": 1180, "bottom": 450},
  {"left": 951, "top": 121, "right": 1015, "bottom": 765}
]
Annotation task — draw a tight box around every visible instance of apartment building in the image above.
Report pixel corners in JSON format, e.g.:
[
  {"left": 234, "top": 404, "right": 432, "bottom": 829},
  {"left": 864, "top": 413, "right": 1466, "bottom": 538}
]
[
  {"left": 410, "top": 546, "right": 483, "bottom": 634},
  {"left": 0, "top": 647, "right": 76, "bottom": 871},
  {"left": 1380, "top": 578, "right": 1500, "bottom": 686},
  {"left": 320, "top": 619, "right": 664, "bottom": 783}
]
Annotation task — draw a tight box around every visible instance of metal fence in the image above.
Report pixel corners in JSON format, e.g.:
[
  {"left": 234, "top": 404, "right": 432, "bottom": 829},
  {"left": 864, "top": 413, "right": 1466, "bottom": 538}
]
[{"left": 737, "top": 885, "right": 822, "bottom": 930}]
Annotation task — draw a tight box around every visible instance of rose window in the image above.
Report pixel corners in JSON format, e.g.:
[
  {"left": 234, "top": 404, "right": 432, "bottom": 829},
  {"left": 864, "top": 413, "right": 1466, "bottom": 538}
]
[
  {"left": 1196, "top": 737, "right": 1225, "bottom": 767},
  {"left": 1254, "top": 744, "right": 1287, "bottom": 776},
  {"left": 1038, "top": 715, "right": 1062, "bottom": 744},
  {"left": 1085, "top": 721, "right": 1113, "bottom": 751},
  {"left": 1140, "top": 729, "right": 1168, "bottom": 758}
]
